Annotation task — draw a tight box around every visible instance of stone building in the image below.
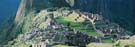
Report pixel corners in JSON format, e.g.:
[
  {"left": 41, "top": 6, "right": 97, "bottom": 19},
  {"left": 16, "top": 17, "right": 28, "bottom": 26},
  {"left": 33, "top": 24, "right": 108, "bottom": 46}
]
[{"left": 30, "top": 42, "right": 46, "bottom": 47}]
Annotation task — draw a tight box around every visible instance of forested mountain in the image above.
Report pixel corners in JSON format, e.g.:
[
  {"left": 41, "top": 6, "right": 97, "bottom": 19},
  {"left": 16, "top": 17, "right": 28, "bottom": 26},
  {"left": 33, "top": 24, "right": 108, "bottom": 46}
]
[
  {"left": 0, "top": 0, "right": 135, "bottom": 47},
  {"left": 25, "top": 0, "right": 135, "bottom": 34}
]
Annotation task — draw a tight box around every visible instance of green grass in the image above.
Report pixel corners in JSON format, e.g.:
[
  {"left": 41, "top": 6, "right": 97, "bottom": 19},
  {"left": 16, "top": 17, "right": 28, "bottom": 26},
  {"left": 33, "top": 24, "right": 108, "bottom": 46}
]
[
  {"left": 55, "top": 16, "right": 101, "bottom": 37},
  {"left": 82, "top": 30, "right": 100, "bottom": 37},
  {"left": 54, "top": 45, "right": 74, "bottom": 47},
  {"left": 70, "top": 24, "right": 100, "bottom": 37},
  {"left": 113, "top": 40, "right": 135, "bottom": 47},
  {"left": 55, "top": 16, "right": 70, "bottom": 25},
  {"left": 102, "top": 39, "right": 113, "bottom": 43}
]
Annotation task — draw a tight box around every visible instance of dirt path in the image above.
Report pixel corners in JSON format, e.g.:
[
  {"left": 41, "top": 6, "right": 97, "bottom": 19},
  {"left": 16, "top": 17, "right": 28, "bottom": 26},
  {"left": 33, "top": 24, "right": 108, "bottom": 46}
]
[
  {"left": 90, "top": 43, "right": 113, "bottom": 47},
  {"left": 81, "top": 14, "right": 105, "bottom": 37},
  {"left": 15, "top": 0, "right": 26, "bottom": 23}
]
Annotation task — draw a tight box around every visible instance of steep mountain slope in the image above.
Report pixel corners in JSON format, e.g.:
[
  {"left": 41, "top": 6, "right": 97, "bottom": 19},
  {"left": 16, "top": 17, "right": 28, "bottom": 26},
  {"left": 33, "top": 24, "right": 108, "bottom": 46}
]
[
  {"left": 0, "top": 0, "right": 134, "bottom": 47},
  {"left": 3, "top": 8, "right": 130, "bottom": 47},
  {"left": 73, "top": 0, "right": 135, "bottom": 34},
  {"left": 23, "top": 0, "right": 135, "bottom": 34}
]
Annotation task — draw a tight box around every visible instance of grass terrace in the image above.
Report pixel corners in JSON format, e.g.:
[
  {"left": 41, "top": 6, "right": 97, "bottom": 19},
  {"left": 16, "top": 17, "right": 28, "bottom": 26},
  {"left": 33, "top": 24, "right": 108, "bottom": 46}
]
[
  {"left": 55, "top": 12, "right": 101, "bottom": 37},
  {"left": 102, "top": 39, "right": 113, "bottom": 43}
]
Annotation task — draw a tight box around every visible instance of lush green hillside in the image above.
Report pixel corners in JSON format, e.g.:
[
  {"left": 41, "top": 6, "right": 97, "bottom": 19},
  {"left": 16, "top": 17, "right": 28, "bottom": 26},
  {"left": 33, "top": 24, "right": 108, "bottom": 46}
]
[{"left": 0, "top": 0, "right": 135, "bottom": 47}]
